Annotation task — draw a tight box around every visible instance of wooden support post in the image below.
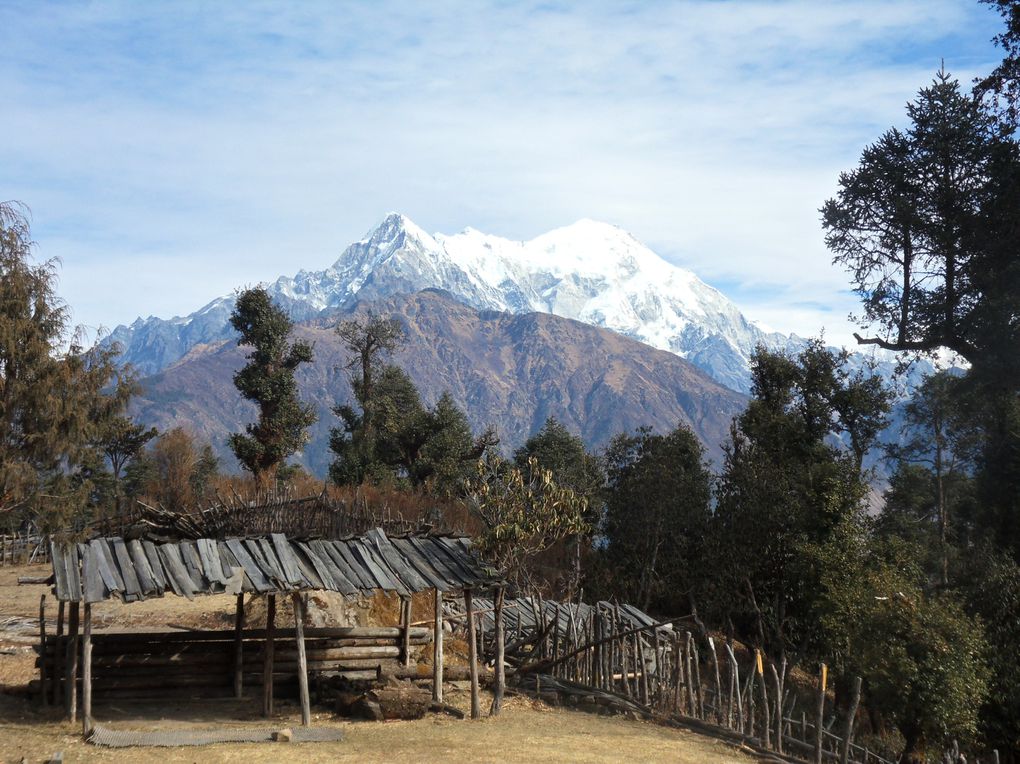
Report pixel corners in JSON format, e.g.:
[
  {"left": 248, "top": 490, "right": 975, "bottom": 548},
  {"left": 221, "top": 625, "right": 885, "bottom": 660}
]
[
  {"left": 770, "top": 660, "right": 785, "bottom": 755},
  {"left": 684, "top": 632, "right": 696, "bottom": 717},
  {"left": 726, "top": 642, "right": 743, "bottom": 731},
  {"left": 815, "top": 663, "right": 826, "bottom": 764},
  {"left": 233, "top": 593, "right": 245, "bottom": 699},
  {"left": 81, "top": 603, "right": 92, "bottom": 736},
  {"left": 432, "top": 589, "right": 444, "bottom": 704},
  {"left": 292, "top": 592, "right": 311, "bottom": 727},
  {"left": 262, "top": 594, "right": 276, "bottom": 717},
  {"left": 53, "top": 600, "right": 64, "bottom": 706},
  {"left": 400, "top": 596, "right": 412, "bottom": 667},
  {"left": 65, "top": 601, "right": 79, "bottom": 722},
  {"left": 708, "top": 637, "right": 723, "bottom": 725},
  {"left": 465, "top": 589, "right": 480, "bottom": 719},
  {"left": 490, "top": 587, "right": 505, "bottom": 716},
  {"left": 38, "top": 595, "right": 47, "bottom": 705},
  {"left": 839, "top": 676, "right": 862, "bottom": 764},
  {"left": 757, "top": 651, "right": 770, "bottom": 749}
]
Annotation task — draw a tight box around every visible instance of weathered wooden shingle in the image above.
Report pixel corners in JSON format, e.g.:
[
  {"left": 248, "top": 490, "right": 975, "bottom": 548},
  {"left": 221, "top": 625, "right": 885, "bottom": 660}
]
[{"left": 49, "top": 529, "right": 503, "bottom": 602}]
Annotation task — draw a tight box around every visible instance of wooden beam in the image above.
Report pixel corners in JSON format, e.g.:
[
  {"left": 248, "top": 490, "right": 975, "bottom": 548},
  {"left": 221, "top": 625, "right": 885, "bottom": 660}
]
[
  {"left": 432, "top": 589, "right": 443, "bottom": 704},
  {"left": 292, "top": 593, "right": 311, "bottom": 727},
  {"left": 82, "top": 603, "right": 93, "bottom": 736},
  {"left": 38, "top": 595, "right": 47, "bottom": 705},
  {"left": 465, "top": 589, "right": 480, "bottom": 720},
  {"left": 490, "top": 587, "right": 505, "bottom": 716},
  {"left": 233, "top": 593, "right": 244, "bottom": 699},
  {"left": 399, "top": 596, "right": 411, "bottom": 667},
  {"left": 65, "top": 602, "right": 79, "bottom": 723},
  {"left": 263, "top": 594, "right": 275, "bottom": 717},
  {"left": 52, "top": 600, "right": 64, "bottom": 706}
]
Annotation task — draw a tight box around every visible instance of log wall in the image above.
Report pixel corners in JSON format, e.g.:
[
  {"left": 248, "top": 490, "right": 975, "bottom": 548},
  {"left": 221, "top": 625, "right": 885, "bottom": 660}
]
[{"left": 35, "top": 626, "right": 432, "bottom": 702}]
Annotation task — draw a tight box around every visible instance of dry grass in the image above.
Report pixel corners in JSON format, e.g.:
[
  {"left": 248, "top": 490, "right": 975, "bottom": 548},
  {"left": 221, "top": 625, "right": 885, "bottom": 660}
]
[{"left": 0, "top": 563, "right": 762, "bottom": 763}]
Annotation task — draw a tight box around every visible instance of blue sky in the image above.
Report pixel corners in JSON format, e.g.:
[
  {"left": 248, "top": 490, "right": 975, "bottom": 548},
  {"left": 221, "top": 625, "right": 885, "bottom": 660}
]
[{"left": 0, "top": 1, "right": 1006, "bottom": 346}]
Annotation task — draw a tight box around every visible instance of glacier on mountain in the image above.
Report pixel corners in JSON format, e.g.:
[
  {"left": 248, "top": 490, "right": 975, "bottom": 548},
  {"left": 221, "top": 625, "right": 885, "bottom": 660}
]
[{"left": 104, "top": 212, "right": 921, "bottom": 395}]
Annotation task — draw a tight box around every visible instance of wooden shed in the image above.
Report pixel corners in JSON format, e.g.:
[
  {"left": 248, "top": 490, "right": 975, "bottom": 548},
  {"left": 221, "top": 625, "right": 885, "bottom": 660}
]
[{"left": 39, "top": 527, "right": 506, "bottom": 734}]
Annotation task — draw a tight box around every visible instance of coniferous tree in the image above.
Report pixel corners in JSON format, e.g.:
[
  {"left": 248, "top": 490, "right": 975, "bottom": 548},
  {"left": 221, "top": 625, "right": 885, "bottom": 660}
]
[
  {"left": 0, "top": 201, "right": 123, "bottom": 529},
  {"left": 600, "top": 424, "right": 712, "bottom": 614},
  {"left": 709, "top": 341, "right": 889, "bottom": 659},
  {"left": 330, "top": 314, "right": 494, "bottom": 490},
  {"left": 227, "top": 287, "right": 315, "bottom": 484}
]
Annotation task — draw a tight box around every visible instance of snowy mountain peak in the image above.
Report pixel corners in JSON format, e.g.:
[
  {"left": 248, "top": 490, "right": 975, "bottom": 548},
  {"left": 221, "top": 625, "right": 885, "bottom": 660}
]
[{"left": 104, "top": 213, "right": 813, "bottom": 393}]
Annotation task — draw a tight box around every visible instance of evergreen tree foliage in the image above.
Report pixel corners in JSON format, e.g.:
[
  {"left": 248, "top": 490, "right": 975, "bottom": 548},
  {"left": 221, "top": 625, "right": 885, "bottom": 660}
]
[
  {"left": 0, "top": 201, "right": 124, "bottom": 529},
  {"left": 330, "top": 315, "right": 495, "bottom": 491},
  {"left": 822, "top": 69, "right": 1001, "bottom": 366},
  {"left": 709, "top": 341, "right": 889, "bottom": 658},
  {"left": 599, "top": 424, "right": 712, "bottom": 614},
  {"left": 514, "top": 417, "right": 602, "bottom": 504},
  {"left": 227, "top": 287, "right": 315, "bottom": 483}
]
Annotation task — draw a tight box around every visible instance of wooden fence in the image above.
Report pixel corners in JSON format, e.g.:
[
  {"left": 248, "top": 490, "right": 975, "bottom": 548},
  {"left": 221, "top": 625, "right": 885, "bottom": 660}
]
[
  {"left": 461, "top": 596, "right": 895, "bottom": 764},
  {"left": 0, "top": 533, "right": 49, "bottom": 567}
]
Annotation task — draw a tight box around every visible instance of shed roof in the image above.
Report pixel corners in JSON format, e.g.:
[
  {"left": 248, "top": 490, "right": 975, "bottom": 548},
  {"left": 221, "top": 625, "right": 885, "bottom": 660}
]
[{"left": 49, "top": 528, "right": 501, "bottom": 603}]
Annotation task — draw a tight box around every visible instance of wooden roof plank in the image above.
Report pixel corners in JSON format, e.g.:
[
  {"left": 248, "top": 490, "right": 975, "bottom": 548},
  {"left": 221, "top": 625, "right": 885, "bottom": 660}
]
[
  {"left": 295, "top": 541, "right": 336, "bottom": 592},
  {"left": 82, "top": 542, "right": 107, "bottom": 603},
  {"left": 180, "top": 541, "right": 208, "bottom": 590},
  {"left": 427, "top": 538, "right": 481, "bottom": 587},
  {"left": 349, "top": 539, "right": 405, "bottom": 594},
  {"left": 197, "top": 538, "right": 227, "bottom": 585},
  {"left": 89, "top": 539, "right": 123, "bottom": 597},
  {"left": 270, "top": 533, "right": 304, "bottom": 587},
  {"left": 126, "top": 539, "right": 158, "bottom": 596},
  {"left": 254, "top": 539, "right": 289, "bottom": 588},
  {"left": 308, "top": 541, "right": 359, "bottom": 595},
  {"left": 111, "top": 537, "right": 143, "bottom": 601},
  {"left": 405, "top": 536, "right": 462, "bottom": 589},
  {"left": 224, "top": 539, "right": 271, "bottom": 593},
  {"left": 288, "top": 542, "right": 324, "bottom": 590},
  {"left": 366, "top": 529, "right": 430, "bottom": 593},
  {"left": 141, "top": 540, "right": 168, "bottom": 592},
  {"left": 50, "top": 541, "right": 69, "bottom": 601},
  {"left": 326, "top": 541, "right": 376, "bottom": 591},
  {"left": 216, "top": 542, "right": 253, "bottom": 593},
  {"left": 390, "top": 538, "right": 448, "bottom": 590},
  {"left": 157, "top": 544, "right": 196, "bottom": 600}
]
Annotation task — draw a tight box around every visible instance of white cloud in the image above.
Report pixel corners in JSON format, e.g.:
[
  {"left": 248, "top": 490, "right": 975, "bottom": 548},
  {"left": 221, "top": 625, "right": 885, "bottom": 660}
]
[{"left": 0, "top": 0, "right": 1005, "bottom": 341}]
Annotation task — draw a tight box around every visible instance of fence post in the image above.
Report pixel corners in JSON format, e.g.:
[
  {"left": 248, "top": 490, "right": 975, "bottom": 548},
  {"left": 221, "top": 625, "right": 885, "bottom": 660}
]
[
  {"left": 815, "top": 663, "right": 827, "bottom": 764},
  {"left": 839, "top": 675, "right": 862, "bottom": 764}
]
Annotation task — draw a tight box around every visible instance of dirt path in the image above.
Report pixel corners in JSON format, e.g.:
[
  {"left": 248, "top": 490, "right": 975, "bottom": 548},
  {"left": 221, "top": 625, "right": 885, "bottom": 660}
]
[{"left": 0, "top": 563, "right": 761, "bottom": 763}]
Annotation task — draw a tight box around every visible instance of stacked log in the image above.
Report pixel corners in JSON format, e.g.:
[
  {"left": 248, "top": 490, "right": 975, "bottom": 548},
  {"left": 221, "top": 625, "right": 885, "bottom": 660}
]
[{"left": 35, "top": 626, "right": 432, "bottom": 702}]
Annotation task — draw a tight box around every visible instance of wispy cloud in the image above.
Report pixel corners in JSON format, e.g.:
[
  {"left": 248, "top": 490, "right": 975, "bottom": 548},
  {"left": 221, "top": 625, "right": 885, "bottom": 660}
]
[{"left": 0, "top": 0, "right": 1005, "bottom": 346}]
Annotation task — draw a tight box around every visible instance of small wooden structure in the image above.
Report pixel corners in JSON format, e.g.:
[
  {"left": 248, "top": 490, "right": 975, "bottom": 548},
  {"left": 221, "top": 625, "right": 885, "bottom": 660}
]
[{"left": 41, "top": 528, "right": 505, "bottom": 734}]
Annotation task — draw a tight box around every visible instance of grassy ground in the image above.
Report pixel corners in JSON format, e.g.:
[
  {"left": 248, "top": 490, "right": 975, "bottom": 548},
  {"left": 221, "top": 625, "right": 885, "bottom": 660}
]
[{"left": 0, "top": 563, "right": 762, "bottom": 763}]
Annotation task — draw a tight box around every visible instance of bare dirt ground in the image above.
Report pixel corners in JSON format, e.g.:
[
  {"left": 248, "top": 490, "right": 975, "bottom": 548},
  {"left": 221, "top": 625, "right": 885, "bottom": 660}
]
[{"left": 0, "top": 563, "right": 762, "bottom": 763}]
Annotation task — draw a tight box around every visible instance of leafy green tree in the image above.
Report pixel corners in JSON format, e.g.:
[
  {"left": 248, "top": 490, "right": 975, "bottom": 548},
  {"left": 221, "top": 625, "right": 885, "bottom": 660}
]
[
  {"left": 515, "top": 418, "right": 603, "bottom": 595},
  {"left": 600, "top": 424, "right": 712, "bottom": 614},
  {"left": 956, "top": 548, "right": 1020, "bottom": 757},
  {"left": 466, "top": 454, "right": 590, "bottom": 586},
  {"left": 228, "top": 287, "right": 315, "bottom": 484}
]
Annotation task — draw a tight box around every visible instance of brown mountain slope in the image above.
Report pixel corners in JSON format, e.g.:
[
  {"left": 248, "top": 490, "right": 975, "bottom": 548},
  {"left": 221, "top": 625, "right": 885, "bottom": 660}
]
[{"left": 132, "top": 289, "right": 747, "bottom": 475}]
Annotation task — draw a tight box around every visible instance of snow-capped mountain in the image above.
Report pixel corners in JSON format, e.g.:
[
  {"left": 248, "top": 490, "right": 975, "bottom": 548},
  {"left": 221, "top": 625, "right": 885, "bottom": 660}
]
[{"left": 104, "top": 212, "right": 912, "bottom": 394}]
